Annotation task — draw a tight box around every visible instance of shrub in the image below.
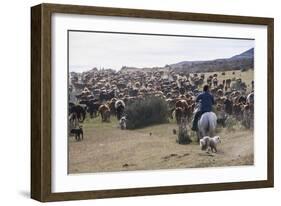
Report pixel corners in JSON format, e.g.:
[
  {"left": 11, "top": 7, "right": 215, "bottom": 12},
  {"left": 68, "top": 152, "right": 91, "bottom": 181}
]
[
  {"left": 125, "top": 96, "right": 169, "bottom": 129},
  {"left": 177, "top": 118, "right": 192, "bottom": 144}
]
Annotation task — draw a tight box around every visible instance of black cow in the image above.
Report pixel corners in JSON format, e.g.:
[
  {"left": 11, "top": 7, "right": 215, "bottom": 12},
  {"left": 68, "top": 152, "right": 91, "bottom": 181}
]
[
  {"left": 69, "top": 104, "right": 86, "bottom": 122},
  {"left": 224, "top": 99, "right": 233, "bottom": 115},
  {"left": 87, "top": 102, "right": 101, "bottom": 118}
]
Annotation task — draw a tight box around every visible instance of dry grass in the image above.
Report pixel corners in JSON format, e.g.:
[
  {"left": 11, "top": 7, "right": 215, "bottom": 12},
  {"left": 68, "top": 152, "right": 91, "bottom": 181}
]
[
  {"left": 69, "top": 116, "right": 253, "bottom": 174},
  {"left": 202, "top": 69, "right": 254, "bottom": 92}
]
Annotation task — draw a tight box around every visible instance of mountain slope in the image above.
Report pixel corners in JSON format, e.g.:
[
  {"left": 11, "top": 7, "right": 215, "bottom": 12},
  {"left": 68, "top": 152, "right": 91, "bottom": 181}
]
[{"left": 169, "top": 48, "right": 254, "bottom": 73}]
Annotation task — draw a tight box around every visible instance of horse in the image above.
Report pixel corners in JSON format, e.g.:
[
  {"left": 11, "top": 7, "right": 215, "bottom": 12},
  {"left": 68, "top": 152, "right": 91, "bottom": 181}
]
[{"left": 197, "top": 112, "right": 217, "bottom": 141}]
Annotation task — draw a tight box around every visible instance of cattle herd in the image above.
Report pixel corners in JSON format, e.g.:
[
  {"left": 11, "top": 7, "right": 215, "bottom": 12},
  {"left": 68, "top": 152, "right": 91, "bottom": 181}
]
[{"left": 68, "top": 68, "right": 254, "bottom": 142}]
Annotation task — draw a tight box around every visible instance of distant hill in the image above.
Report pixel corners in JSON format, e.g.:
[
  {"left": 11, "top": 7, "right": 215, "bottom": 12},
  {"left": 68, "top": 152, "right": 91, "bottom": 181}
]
[
  {"left": 121, "top": 48, "right": 254, "bottom": 73},
  {"left": 230, "top": 48, "right": 254, "bottom": 60},
  {"left": 169, "top": 48, "right": 254, "bottom": 73}
]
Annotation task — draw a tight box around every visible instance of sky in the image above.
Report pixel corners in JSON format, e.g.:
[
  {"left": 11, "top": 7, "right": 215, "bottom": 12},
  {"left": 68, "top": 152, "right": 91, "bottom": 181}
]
[{"left": 69, "top": 31, "right": 254, "bottom": 73}]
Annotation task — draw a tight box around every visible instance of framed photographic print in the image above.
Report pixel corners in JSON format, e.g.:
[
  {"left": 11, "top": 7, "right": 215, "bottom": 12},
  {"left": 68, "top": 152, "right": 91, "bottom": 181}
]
[{"left": 31, "top": 3, "right": 274, "bottom": 202}]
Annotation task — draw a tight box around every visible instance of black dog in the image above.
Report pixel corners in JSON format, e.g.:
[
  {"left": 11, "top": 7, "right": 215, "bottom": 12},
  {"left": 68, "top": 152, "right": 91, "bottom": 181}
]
[{"left": 70, "top": 126, "right": 83, "bottom": 141}]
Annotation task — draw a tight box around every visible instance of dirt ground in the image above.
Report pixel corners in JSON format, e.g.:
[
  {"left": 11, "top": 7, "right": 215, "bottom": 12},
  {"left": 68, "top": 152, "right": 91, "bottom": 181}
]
[{"left": 68, "top": 117, "right": 254, "bottom": 174}]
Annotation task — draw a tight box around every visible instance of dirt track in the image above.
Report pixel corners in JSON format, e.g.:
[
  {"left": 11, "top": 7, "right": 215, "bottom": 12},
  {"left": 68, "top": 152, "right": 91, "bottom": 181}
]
[{"left": 68, "top": 118, "right": 253, "bottom": 174}]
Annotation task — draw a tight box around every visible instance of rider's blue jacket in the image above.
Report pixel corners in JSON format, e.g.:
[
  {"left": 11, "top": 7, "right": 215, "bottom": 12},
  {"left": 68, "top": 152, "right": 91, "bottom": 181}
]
[{"left": 196, "top": 91, "right": 215, "bottom": 112}]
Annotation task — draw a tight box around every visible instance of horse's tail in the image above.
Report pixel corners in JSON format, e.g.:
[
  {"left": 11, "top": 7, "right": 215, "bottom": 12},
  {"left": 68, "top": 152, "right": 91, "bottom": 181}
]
[
  {"left": 206, "top": 117, "right": 210, "bottom": 133},
  {"left": 209, "top": 112, "right": 217, "bottom": 136}
]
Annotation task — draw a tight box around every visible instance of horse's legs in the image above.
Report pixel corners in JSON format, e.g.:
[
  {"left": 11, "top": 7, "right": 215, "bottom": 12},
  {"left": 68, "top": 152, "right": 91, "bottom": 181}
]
[
  {"left": 209, "top": 127, "right": 216, "bottom": 137},
  {"left": 197, "top": 127, "right": 204, "bottom": 142},
  {"left": 196, "top": 131, "right": 200, "bottom": 142}
]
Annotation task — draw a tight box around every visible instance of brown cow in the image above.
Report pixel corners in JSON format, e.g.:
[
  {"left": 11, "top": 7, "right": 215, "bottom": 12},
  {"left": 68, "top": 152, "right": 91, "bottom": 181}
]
[
  {"left": 175, "top": 99, "right": 189, "bottom": 124},
  {"left": 98, "top": 104, "right": 111, "bottom": 122},
  {"left": 213, "top": 77, "right": 218, "bottom": 87},
  {"left": 175, "top": 99, "right": 188, "bottom": 111}
]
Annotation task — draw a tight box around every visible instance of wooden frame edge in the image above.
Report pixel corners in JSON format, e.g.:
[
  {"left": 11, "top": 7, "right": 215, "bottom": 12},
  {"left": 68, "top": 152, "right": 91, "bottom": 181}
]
[
  {"left": 42, "top": 180, "right": 272, "bottom": 202},
  {"left": 31, "top": 4, "right": 43, "bottom": 201},
  {"left": 267, "top": 18, "right": 274, "bottom": 187},
  {"left": 31, "top": 4, "right": 53, "bottom": 202},
  {"left": 42, "top": 3, "right": 274, "bottom": 24}
]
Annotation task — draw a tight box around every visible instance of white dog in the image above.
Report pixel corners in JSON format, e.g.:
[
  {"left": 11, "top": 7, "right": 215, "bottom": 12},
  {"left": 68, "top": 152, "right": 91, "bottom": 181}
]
[
  {"left": 119, "top": 116, "right": 127, "bottom": 130},
  {"left": 200, "top": 136, "right": 221, "bottom": 153}
]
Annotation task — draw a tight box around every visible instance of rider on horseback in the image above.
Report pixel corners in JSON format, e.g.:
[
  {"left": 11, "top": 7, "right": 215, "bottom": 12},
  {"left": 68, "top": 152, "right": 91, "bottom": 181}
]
[{"left": 191, "top": 84, "right": 215, "bottom": 131}]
